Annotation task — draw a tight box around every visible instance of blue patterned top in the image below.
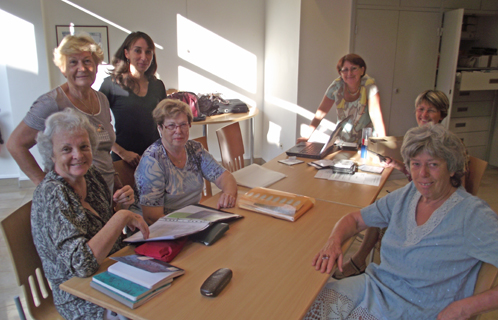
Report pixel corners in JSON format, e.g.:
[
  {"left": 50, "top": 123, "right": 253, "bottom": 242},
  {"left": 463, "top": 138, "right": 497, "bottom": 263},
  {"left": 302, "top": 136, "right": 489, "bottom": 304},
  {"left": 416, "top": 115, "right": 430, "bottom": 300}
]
[
  {"left": 135, "top": 139, "right": 225, "bottom": 215},
  {"left": 354, "top": 182, "right": 498, "bottom": 319}
]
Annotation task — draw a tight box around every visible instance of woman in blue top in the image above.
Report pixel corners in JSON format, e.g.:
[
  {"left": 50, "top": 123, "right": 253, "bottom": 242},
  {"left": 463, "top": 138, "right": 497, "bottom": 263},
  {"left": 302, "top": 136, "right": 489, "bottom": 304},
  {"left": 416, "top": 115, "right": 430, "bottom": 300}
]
[
  {"left": 100, "top": 31, "right": 166, "bottom": 168},
  {"left": 298, "top": 53, "right": 386, "bottom": 143},
  {"left": 305, "top": 124, "right": 498, "bottom": 320},
  {"left": 135, "top": 99, "right": 238, "bottom": 225}
]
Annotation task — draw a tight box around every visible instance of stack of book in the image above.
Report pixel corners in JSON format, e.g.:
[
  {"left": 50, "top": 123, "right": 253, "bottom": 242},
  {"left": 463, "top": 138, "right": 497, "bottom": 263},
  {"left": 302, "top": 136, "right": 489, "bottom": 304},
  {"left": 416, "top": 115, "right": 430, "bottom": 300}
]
[{"left": 91, "top": 254, "right": 184, "bottom": 309}]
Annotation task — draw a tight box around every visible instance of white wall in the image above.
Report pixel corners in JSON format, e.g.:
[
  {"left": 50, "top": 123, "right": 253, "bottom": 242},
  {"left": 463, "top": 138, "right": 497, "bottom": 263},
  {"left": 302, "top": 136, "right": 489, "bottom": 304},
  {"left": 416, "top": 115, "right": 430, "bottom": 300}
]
[
  {"left": 1, "top": 0, "right": 266, "bottom": 180},
  {"left": 262, "top": 0, "right": 302, "bottom": 161},
  {"left": 0, "top": 0, "right": 50, "bottom": 180},
  {"left": 296, "top": 0, "right": 352, "bottom": 140}
]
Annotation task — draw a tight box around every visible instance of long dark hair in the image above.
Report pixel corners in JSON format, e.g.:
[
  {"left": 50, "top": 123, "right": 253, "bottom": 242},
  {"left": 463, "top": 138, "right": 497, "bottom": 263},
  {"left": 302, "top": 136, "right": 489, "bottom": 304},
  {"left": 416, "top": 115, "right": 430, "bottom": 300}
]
[{"left": 110, "top": 31, "right": 158, "bottom": 93}]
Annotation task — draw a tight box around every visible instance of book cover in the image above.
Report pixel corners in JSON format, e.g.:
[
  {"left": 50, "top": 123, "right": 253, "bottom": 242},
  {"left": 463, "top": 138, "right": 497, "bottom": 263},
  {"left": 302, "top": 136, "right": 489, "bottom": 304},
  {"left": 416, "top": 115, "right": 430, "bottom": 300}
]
[
  {"left": 92, "top": 271, "right": 156, "bottom": 301},
  {"left": 109, "top": 255, "right": 184, "bottom": 290},
  {"left": 125, "top": 204, "right": 242, "bottom": 243},
  {"left": 90, "top": 281, "right": 171, "bottom": 309}
]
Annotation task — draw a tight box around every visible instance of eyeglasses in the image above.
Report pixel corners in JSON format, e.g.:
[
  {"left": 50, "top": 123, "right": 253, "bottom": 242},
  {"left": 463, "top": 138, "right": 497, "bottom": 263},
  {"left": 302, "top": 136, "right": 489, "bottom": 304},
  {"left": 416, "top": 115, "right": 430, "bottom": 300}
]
[
  {"left": 416, "top": 107, "right": 438, "bottom": 114},
  {"left": 163, "top": 122, "right": 189, "bottom": 131},
  {"left": 340, "top": 66, "right": 360, "bottom": 74}
]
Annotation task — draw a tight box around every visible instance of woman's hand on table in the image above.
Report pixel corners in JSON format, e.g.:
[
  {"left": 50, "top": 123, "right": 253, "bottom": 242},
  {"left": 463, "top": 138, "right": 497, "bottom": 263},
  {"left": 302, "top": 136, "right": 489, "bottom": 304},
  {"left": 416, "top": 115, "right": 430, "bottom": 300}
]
[
  {"left": 121, "top": 210, "right": 149, "bottom": 240},
  {"left": 312, "top": 237, "right": 344, "bottom": 274},
  {"left": 217, "top": 191, "right": 237, "bottom": 209},
  {"left": 113, "top": 185, "right": 135, "bottom": 210},
  {"left": 297, "top": 137, "right": 309, "bottom": 143}
]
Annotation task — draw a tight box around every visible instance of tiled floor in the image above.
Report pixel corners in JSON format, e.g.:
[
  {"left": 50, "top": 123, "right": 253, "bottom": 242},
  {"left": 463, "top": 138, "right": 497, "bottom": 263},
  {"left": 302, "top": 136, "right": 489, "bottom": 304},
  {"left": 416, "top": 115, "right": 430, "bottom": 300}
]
[{"left": 1, "top": 166, "right": 497, "bottom": 320}]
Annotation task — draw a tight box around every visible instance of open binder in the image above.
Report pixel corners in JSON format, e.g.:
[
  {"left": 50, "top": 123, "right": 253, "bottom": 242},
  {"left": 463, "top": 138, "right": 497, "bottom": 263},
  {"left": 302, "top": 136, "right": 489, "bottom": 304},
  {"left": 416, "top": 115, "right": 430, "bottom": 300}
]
[{"left": 238, "top": 187, "right": 315, "bottom": 222}]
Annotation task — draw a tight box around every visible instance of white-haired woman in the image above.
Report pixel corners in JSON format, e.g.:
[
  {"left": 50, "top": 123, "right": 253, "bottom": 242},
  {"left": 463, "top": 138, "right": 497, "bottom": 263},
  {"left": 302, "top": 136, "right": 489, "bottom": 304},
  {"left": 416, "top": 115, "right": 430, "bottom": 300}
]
[
  {"left": 306, "top": 124, "right": 498, "bottom": 320},
  {"left": 31, "top": 109, "right": 148, "bottom": 320},
  {"left": 7, "top": 33, "right": 116, "bottom": 192}
]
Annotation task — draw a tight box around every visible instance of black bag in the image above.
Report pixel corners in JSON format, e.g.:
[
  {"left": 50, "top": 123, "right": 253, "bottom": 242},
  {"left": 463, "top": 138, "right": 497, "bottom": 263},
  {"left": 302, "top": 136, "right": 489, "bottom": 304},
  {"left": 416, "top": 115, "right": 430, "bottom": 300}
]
[
  {"left": 167, "top": 91, "right": 206, "bottom": 121},
  {"left": 217, "top": 99, "right": 249, "bottom": 114}
]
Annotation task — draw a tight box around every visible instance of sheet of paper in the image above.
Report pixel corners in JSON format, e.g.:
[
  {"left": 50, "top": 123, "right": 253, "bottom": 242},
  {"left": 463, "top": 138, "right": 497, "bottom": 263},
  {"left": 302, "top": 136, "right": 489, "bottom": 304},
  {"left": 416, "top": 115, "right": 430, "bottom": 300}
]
[
  {"left": 358, "top": 165, "right": 384, "bottom": 174},
  {"left": 232, "top": 164, "right": 287, "bottom": 188},
  {"left": 314, "top": 169, "right": 333, "bottom": 179},
  {"left": 328, "top": 172, "right": 381, "bottom": 186}
]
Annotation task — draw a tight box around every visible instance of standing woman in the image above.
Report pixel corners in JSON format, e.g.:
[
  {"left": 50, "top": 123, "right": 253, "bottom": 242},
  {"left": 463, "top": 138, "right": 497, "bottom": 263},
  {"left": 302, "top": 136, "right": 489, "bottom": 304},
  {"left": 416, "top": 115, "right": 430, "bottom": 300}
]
[
  {"left": 99, "top": 31, "right": 166, "bottom": 167},
  {"left": 298, "top": 53, "right": 386, "bottom": 143},
  {"left": 7, "top": 34, "right": 116, "bottom": 192}
]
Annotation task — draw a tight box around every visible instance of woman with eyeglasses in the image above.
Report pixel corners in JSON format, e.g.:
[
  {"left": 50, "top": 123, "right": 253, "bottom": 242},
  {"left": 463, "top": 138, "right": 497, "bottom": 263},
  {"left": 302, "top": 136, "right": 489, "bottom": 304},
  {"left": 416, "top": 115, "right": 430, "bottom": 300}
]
[
  {"left": 135, "top": 99, "right": 237, "bottom": 224},
  {"left": 99, "top": 31, "right": 166, "bottom": 168},
  {"left": 298, "top": 53, "right": 386, "bottom": 143}
]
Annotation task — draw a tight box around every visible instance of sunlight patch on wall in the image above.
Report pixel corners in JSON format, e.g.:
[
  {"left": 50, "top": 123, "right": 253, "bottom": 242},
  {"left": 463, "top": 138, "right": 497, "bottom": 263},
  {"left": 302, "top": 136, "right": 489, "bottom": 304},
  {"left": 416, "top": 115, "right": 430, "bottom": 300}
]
[
  {"left": 265, "top": 95, "right": 337, "bottom": 142},
  {"left": 60, "top": 0, "right": 164, "bottom": 49},
  {"left": 178, "top": 66, "right": 255, "bottom": 106},
  {"left": 177, "top": 14, "right": 256, "bottom": 93},
  {"left": 0, "top": 10, "right": 38, "bottom": 74},
  {"left": 267, "top": 121, "right": 282, "bottom": 147}
]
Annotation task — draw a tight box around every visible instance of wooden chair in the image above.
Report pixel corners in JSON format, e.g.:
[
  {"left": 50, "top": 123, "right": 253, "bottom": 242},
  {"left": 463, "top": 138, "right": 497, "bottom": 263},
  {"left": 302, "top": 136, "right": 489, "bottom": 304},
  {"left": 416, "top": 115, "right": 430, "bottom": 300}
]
[
  {"left": 1, "top": 201, "right": 64, "bottom": 320},
  {"left": 193, "top": 136, "right": 213, "bottom": 202},
  {"left": 465, "top": 155, "right": 488, "bottom": 196},
  {"left": 216, "top": 122, "right": 245, "bottom": 172},
  {"left": 113, "top": 160, "right": 137, "bottom": 189}
]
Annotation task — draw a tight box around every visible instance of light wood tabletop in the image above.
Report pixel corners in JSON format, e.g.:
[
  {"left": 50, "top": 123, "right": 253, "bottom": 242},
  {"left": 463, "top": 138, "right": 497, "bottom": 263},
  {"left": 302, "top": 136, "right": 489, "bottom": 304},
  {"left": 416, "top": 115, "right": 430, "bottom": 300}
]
[
  {"left": 262, "top": 151, "right": 393, "bottom": 208},
  {"left": 61, "top": 194, "right": 357, "bottom": 320}
]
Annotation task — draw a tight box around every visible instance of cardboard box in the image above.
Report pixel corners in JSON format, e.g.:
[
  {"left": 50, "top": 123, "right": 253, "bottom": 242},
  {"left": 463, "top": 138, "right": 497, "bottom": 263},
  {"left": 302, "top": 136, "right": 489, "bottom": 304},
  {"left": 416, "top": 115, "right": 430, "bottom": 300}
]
[
  {"left": 475, "top": 55, "right": 490, "bottom": 68},
  {"left": 490, "top": 55, "right": 498, "bottom": 68},
  {"left": 368, "top": 136, "right": 404, "bottom": 162}
]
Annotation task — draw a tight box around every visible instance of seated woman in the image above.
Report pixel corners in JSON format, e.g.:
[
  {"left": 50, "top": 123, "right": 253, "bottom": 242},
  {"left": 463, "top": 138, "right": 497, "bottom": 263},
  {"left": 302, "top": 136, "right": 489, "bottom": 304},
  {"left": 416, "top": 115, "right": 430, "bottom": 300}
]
[
  {"left": 135, "top": 99, "right": 238, "bottom": 225},
  {"left": 305, "top": 124, "right": 498, "bottom": 319},
  {"left": 333, "top": 89, "right": 451, "bottom": 280},
  {"left": 298, "top": 53, "right": 386, "bottom": 143},
  {"left": 31, "top": 109, "right": 149, "bottom": 320}
]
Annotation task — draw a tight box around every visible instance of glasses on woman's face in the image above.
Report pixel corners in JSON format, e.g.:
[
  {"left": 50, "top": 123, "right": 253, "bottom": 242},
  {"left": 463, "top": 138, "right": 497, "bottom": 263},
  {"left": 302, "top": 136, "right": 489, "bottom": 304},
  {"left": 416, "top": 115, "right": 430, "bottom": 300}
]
[
  {"left": 340, "top": 66, "right": 360, "bottom": 74},
  {"left": 163, "top": 122, "right": 189, "bottom": 132}
]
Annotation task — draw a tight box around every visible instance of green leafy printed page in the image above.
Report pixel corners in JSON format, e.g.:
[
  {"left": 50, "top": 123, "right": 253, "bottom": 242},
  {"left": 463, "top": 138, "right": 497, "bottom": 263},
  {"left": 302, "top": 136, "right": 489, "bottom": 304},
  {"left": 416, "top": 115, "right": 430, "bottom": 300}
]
[{"left": 164, "top": 204, "right": 243, "bottom": 223}]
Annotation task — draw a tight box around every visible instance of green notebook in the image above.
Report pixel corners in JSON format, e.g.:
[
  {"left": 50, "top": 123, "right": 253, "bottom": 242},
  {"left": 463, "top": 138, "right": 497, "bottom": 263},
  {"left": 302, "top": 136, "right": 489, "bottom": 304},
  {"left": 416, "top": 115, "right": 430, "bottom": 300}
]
[{"left": 92, "top": 271, "right": 152, "bottom": 301}]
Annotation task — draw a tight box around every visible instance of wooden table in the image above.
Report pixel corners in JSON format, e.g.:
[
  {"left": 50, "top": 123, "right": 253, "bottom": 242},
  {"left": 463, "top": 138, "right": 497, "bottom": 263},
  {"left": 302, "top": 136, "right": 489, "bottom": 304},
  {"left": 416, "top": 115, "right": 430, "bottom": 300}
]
[
  {"left": 192, "top": 107, "right": 259, "bottom": 163},
  {"left": 61, "top": 194, "right": 357, "bottom": 320},
  {"left": 262, "top": 151, "right": 393, "bottom": 208}
]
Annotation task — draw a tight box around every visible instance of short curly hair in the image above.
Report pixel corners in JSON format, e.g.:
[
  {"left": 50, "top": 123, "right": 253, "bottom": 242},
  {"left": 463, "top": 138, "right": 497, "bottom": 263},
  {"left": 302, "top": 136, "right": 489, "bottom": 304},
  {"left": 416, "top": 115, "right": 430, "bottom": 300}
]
[
  {"left": 36, "top": 108, "right": 98, "bottom": 172},
  {"left": 153, "top": 99, "right": 193, "bottom": 127},
  {"left": 53, "top": 33, "right": 104, "bottom": 72},
  {"left": 401, "top": 124, "right": 467, "bottom": 188}
]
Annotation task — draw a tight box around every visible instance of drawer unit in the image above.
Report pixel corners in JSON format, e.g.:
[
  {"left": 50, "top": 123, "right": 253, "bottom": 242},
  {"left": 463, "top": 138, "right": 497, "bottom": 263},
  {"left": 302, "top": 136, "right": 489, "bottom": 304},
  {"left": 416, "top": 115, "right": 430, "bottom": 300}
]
[
  {"left": 459, "top": 71, "right": 498, "bottom": 91},
  {"left": 449, "top": 116, "right": 491, "bottom": 133},
  {"left": 451, "top": 101, "right": 493, "bottom": 118},
  {"left": 453, "top": 88, "right": 495, "bottom": 102},
  {"left": 456, "top": 131, "right": 489, "bottom": 147}
]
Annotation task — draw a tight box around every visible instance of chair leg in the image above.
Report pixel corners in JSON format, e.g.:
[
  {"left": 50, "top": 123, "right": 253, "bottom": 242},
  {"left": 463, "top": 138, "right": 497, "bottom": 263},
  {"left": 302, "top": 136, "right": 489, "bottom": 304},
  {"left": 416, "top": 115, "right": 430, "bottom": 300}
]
[{"left": 14, "top": 296, "right": 26, "bottom": 320}]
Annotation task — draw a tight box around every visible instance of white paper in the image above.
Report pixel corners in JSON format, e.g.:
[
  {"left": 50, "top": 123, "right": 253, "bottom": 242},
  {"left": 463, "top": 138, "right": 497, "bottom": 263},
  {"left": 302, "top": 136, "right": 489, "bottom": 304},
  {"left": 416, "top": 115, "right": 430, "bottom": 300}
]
[
  {"left": 328, "top": 172, "right": 381, "bottom": 186},
  {"left": 314, "top": 169, "right": 333, "bottom": 179},
  {"left": 232, "top": 164, "right": 287, "bottom": 188},
  {"left": 358, "top": 165, "right": 384, "bottom": 174}
]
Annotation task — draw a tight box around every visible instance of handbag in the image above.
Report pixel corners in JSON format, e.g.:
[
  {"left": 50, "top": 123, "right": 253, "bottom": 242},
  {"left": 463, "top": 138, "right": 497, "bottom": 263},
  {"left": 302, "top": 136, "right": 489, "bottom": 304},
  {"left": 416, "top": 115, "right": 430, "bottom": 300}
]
[{"left": 167, "top": 91, "right": 206, "bottom": 121}]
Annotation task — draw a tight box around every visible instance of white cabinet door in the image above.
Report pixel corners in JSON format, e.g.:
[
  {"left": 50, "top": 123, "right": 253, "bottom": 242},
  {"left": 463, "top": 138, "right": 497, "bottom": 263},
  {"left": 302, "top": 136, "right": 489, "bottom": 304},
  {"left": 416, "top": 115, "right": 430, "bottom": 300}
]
[
  {"left": 436, "top": 9, "right": 464, "bottom": 129},
  {"left": 353, "top": 9, "right": 440, "bottom": 136},
  {"left": 389, "top": 11, "right": 441, "bottom": 136},
  {"left": 353, "top": 9, "right": 399, "bottom": 134}
]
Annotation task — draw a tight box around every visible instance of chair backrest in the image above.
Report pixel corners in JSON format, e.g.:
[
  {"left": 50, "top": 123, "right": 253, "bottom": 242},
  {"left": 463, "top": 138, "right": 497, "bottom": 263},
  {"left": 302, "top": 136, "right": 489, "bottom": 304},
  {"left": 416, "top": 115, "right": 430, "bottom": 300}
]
[
  {"left": 470, "top": 262, "right": 498, "bottom": 320},
  {"left": 216, "top": 122, "right": 245, "bottom": 172},
  {"left": 193, "top": 136, "right": 213, "bottom": 202},
  {"left": 465, "top": 156, "right": 488, "bottom": 196},
  {"left": 0, "top": 201, "right": 64, "bottom": 319},
  {"left": 113, "top": 160, "right": 137, "bottom": 189}
]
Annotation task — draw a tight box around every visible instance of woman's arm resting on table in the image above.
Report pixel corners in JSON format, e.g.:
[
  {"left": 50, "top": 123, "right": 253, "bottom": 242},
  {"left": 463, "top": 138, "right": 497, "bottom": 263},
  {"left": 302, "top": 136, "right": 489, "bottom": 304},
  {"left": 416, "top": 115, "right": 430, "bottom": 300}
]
[
  {"left": 141, "top": 205, "right": 165, "bottom": 225},
  {"left": 214, "top": 171, "right": 238, "bottom": 209},
  {"left": 111, "top": 142, "right": 141, "bottom": 167},
  {"left": 6, "top": 122, "right": 45, "bottom": 185},
  {"left": 437, "top": 285, "right": 498, "bottom": 320},
  {"left": 88, "top": 210, "right": 149, "bottom": 264},
  {"left": 313, "top": 210, "right": 369, "bottom": 274},
  {"left": 368, "top": 92, "right": 386, "bottom": 137},
  {"left": 297, "top": 95, "right": 335, "bottom": 143}
]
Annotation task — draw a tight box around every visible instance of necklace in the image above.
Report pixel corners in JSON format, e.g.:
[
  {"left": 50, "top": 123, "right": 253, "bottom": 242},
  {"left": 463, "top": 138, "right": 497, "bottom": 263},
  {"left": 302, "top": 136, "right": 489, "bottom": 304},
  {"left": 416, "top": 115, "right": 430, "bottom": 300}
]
[
  {"left": 346, "top": 85, "right": 360, "bottom": 96},
  {"left": 72, "top": 91, "right": 96, "bottom": 116}
]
